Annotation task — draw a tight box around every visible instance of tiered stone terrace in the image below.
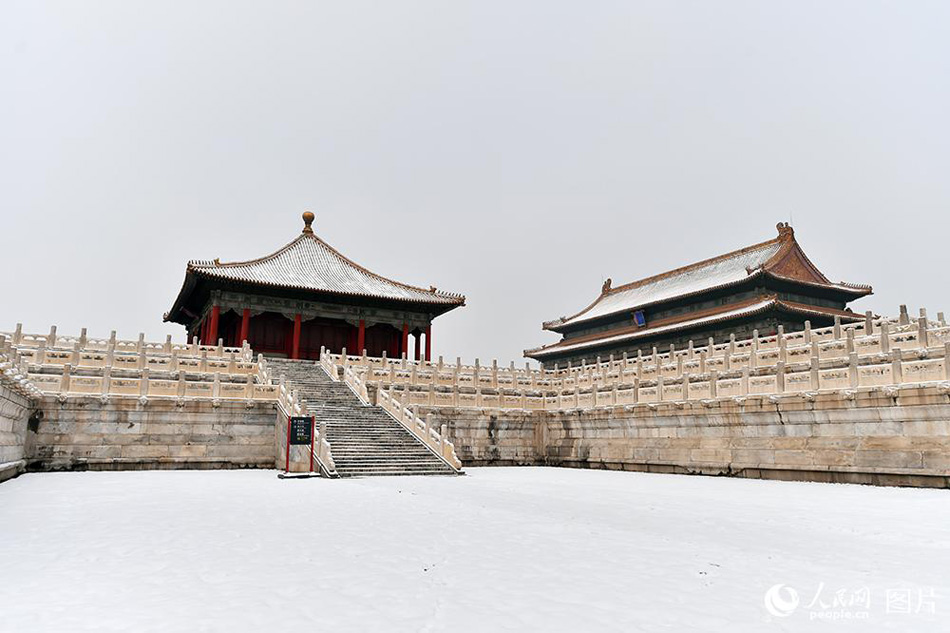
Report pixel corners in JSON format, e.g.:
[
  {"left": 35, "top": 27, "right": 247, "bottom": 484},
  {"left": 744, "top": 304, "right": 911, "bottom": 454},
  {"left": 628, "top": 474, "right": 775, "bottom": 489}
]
[{"left": 4, "top": 306, "right": 950, "bottom": 486}]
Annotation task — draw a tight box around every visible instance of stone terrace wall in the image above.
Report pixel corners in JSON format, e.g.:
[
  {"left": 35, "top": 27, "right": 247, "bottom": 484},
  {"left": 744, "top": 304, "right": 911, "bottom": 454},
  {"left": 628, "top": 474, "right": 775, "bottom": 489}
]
[
  {"left": 0, "top": 382, "right": 32, "bottom": 482},
  {"left": 419, "top": 383, "right": 950, "bottom": 488},
  {"left": 31, "top": 397, "right": 277, "bottom": 471}
]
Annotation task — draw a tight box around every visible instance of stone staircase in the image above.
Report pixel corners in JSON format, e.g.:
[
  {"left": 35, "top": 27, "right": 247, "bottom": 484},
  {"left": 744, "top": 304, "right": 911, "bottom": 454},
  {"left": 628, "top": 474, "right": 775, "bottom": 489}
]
[{"left": 267, "top": 359, "right": 459, "bottom": 477}]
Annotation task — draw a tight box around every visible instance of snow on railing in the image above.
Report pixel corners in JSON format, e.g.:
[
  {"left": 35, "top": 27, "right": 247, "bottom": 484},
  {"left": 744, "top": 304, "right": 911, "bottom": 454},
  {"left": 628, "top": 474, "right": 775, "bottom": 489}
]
[
  {"left": 324, "top": 353, "right": 461, "bottom": 471},
  {"left": 4, "top": 324, "right": 251, "bottom": 360},
  {"left": 0, "top": 335, "right": 42, "bottom": 400},
  {"left": 327, "top": 307, "right": 950, "bottom": 399},
  {"left": 375, "top": 384, "right": 463, "bottom": 471},
  {"left": 362, "top": 345, "right": 950, "bottom": 412}
]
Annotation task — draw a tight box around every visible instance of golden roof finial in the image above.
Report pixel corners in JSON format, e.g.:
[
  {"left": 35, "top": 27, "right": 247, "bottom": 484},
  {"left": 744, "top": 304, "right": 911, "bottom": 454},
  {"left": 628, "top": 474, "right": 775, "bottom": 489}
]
[{"left": 302, "top": 211, "right": 315, "bottom": 234}]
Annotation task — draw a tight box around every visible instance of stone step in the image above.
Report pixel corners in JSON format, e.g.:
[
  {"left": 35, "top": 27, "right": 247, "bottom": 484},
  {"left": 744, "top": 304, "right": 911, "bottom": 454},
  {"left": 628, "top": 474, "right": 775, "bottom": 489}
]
[{"left": 266, "top": 358, "right": 458, "bottom": 477}]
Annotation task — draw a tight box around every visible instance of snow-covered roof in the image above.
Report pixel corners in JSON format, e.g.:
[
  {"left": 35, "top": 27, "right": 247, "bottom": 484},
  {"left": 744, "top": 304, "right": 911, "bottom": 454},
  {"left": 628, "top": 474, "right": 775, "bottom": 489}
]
[
  {"left": 527, "top": 296, "right": 863, "bottom": 359},
  {"left": 543, "top": 223, "right": 870, "bottom": 332},
  {"left": 166, "top": 213, "right": 464, "bottom": 323}
]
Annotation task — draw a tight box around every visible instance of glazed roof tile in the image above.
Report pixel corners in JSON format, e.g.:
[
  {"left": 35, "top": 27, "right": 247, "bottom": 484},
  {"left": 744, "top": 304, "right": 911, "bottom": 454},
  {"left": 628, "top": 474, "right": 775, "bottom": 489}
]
[
  {"left": 544, "top": 224, "right": 870, "bottom": 331},
  {"left": 188, "top": 231, "right": 464, "bottom": 305}
]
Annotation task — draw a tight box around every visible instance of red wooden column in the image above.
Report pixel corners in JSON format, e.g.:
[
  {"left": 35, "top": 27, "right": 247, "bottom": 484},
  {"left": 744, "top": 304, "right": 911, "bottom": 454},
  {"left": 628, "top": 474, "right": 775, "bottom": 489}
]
[
  {"left": 239, "top": 309, "right": 251, "bottom": 345},
  {"left": 357, "top": 319, "right": 366, "bottom": 354},
  {"left": 207, "top": 305, "right": 221, "bottom": 344},
  {"left": 401, "top": 322, "right": 409, "bottom": 358},
  {"left": 291, "top": 313, "right": 302, "bottom": 359},
  {"left": 425, "top": 325, "right": 432, "bottom": 362},
  {"left": 414, "top": 331, "right": 421, "bottom": 361}
]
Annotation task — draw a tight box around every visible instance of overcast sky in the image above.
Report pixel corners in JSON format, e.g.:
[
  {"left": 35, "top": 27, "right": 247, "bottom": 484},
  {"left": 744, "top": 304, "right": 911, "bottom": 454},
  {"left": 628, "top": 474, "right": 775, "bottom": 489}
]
[{"left": 2, "top": 1, "right": 948, "bottom": 365}]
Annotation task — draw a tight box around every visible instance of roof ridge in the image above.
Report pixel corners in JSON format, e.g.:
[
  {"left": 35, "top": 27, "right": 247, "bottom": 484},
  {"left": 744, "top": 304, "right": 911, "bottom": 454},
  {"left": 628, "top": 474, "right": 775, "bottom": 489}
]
[
  {"left": 607, "top": 234, "right": 784, "bottom": 296},
  {"left": 306, "top": 232, "right": 465, "bottom": 299},
  {"left": 187, "top": 226, "right": 464, "bottom": 302},
  {"left": 544, "top": 230, "right": 787, "bottom": 330}
]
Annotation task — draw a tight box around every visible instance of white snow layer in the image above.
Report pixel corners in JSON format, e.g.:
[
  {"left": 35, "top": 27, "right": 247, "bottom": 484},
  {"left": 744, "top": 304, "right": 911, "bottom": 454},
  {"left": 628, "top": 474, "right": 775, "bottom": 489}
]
[{"left": 0, "top": 468, "right": 947, "bottom": 633}]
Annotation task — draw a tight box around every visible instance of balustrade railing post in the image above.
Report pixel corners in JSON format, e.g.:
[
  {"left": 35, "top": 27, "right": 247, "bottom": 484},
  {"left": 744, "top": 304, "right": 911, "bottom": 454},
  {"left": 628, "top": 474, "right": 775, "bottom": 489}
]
[
  {"left": 49, "top": 325, "right": 58, "bottom": 348},
  {"left": 880, "top": 322, "right": 891, "bottom": 354},
  {"left": 13, "top": 323, "right": 22, "bottom": 346},
  {"left": 864, "top": 311, "right": 874, "bottom": 337},
  {"left": 846, "top": 329, "right": 855, "bottom": 355},
  {"left": 79, "top": 327, "right": 88, "bottom": 348},
  {"left": 848, "top": 352, "right": 859, "bottom": 389},
  {"left": 776, "top": 361, "right": 786, "bottom": 393},
  {"left": 740, "top": 367, "right": 749, "bottom": 395},
  {"left": 890, "top": 349, "right": 903, "bottom": 384},
  {"left": 102, "top": 365, "right": 112, "bottom": 396},
  {"left": 245, "top": 373, "right": 254, "bottom": 398},
  {"left": 918, "top": 310, "right": 929, "bottom": 348},
  {"left": 750, "top": 329, "right": 759, "bottom": 368},
  {"left": 657, "top": 376, "right": 664, "bottom": 402},
  {"left": 833, "top": 317, "right": 842, "bottom": 340},
  {"left": 810, "top": 356, "right": 820, "bottom": 390},
  {"left": 141, "top": 367, "right": 151, "bottom": 397},
  {"left": 898, "top": 304, "right": 909, "bottom": 326},
  {"left": 944, "top": 342, "right": 950, "bottom": 381},
  {"left": 708, "top": 370, "right": 718, "bottom": 399},
  {"left": 59, "top": 363, "right": 71, "bottom": 393}
]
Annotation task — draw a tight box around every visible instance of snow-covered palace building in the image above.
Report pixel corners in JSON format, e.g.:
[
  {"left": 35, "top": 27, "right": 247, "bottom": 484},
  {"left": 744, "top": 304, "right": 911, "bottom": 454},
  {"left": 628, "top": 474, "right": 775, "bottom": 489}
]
[
  {"left": 164, "top": 212, "right": 465, "bottom": 361},
  {"left": 526, "top": 223, "right": 872, "bottom": 367}
]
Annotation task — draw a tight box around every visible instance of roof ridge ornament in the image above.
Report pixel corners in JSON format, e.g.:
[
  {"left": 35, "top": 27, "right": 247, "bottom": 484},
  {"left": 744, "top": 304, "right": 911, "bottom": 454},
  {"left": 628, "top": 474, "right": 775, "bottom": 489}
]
[
  {"left": 302, "top": 211, "right": 315, "bottom": 234},
  {"left": 776, "top": 221, "right": 794, "bottom": 238}
]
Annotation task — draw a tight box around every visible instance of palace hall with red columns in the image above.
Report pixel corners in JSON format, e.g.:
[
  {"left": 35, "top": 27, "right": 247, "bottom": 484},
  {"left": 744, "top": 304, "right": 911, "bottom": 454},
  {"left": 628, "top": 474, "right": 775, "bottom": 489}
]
[{"left": 164, "top": 212, "right": 465, "bottom": 361}]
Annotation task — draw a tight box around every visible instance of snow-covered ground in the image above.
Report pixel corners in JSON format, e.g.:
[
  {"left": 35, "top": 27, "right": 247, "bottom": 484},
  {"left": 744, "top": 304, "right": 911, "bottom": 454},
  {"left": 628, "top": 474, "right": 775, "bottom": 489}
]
[{"left": 0, "top": 468, "right": 947, "bottom": 633}]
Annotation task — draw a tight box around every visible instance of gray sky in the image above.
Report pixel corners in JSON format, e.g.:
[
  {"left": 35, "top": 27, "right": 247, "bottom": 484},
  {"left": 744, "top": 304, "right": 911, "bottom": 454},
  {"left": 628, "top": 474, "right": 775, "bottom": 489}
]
[{"left": 2, "top": 1, "right": 949, "bottom": 365}]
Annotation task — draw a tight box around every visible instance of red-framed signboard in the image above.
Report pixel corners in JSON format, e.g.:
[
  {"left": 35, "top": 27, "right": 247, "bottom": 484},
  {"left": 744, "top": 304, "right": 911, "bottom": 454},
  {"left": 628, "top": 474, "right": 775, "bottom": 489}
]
[{"left": 285, "top": 415, "right": 316, "bottom": 475}]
